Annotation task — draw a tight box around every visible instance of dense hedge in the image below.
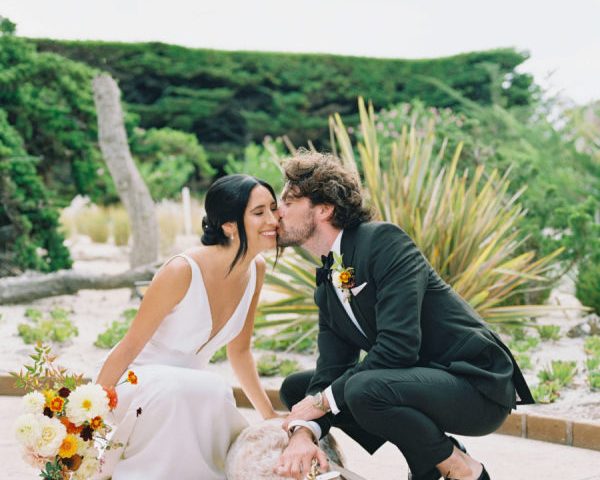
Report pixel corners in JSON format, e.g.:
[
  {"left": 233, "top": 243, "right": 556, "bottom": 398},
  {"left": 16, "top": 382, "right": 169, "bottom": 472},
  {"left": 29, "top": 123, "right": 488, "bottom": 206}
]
[{"left": 34, "top": 40, "right": 534, "bottom": 166}]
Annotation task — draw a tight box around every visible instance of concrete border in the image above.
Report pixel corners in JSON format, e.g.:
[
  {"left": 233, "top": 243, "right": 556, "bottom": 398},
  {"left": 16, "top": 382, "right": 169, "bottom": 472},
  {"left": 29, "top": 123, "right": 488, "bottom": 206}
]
[{"left": 2, "top": 376, "right": 599, "bottom": 451}]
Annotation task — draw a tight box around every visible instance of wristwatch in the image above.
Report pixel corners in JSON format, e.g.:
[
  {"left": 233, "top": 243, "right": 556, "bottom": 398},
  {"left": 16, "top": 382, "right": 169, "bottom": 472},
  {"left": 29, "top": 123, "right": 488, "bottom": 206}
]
[{"left": 312, "top": 391, "right": 330, "bottom": 413}]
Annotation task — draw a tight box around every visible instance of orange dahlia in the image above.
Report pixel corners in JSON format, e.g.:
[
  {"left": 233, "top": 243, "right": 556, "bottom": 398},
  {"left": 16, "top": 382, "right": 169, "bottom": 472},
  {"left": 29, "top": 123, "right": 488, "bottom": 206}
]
[
  {"left": 49, "top": 396, "right": 65, "bottom": 413},
  {"left": 90, "top": 416, "right": 103, "bottom": 430},
  {"left": 127, "top": 370, "right": 138, "bottom": 385}
]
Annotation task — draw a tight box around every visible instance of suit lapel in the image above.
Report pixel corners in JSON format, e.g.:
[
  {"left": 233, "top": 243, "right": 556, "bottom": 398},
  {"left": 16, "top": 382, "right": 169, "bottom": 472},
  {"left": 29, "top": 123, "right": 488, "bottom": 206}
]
[{"left": 339, "top": 228, "right": 377, "bottom": 344}]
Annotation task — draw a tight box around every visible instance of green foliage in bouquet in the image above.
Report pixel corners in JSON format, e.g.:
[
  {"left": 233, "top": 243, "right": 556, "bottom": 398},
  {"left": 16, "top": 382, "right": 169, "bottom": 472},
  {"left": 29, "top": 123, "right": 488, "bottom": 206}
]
[
  {"left": 258, "top": 98, "right": 564, "bottom": 349},
  {"left": 94, "top": 308, "right": 137, "bottom": 349},
  {"left": 18, "top": 308, "right": 78, "bottom": 345},
  {"left": 10, "top": 343, "right": 85, "bottom": 392}
]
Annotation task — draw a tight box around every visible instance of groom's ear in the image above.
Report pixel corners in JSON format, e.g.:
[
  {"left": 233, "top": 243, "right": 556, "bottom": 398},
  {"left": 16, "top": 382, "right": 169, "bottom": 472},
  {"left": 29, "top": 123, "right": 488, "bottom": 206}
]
[{"left": 316, "top": 204, "right": 335, "bottom": 223}]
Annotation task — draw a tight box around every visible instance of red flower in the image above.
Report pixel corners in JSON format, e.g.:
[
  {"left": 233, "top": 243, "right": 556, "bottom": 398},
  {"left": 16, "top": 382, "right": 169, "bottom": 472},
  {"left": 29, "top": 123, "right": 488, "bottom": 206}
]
[{"left": 58, "top": 387, "right": 71, "bottom": 398}]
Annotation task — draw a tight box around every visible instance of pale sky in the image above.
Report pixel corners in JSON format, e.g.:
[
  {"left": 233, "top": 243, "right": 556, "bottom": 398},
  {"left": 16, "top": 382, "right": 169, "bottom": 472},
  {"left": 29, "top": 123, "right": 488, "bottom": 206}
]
[{"left": 2, "top": 0, "right": 600, "bottom": 104}]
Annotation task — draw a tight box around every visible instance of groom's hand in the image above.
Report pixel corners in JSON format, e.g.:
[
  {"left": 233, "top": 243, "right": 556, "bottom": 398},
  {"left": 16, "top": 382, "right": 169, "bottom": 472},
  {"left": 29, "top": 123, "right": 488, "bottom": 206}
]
[
  {"left": 275, "top": 428, "right": 329, "bottom": 479},
  {"left": 282, "top": 396, "right": 326, "bottom": 429}
]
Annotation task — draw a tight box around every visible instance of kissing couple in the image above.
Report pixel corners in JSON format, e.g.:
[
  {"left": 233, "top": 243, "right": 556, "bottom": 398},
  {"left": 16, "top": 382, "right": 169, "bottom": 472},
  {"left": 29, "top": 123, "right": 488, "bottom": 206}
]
[{"left": 95, "top": 150, "right": 533, "bottom": 480}]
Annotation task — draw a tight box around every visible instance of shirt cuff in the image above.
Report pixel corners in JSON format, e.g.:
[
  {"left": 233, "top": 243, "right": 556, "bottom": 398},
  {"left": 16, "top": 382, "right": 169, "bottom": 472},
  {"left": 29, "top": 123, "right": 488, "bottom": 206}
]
[
  {"left": 324, "top": 386, "right": 340, "bottom": 415},
  {"left": 287, "top": 419, "right": 321, "bottom": 442}
]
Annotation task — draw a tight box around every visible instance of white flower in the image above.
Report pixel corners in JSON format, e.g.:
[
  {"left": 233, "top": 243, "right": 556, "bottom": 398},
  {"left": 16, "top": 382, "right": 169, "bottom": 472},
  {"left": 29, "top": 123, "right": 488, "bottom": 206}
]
[
  {"left": 34, "top": 415, "right": 67, "bottom": 457},
  {"left": 72, "top": 455, "right": 100, "bottom": 479},
  {"left": 331, "top": 271, "right": 343, "bottom": 289},
  {"left": 14, "top": 413, "right": 42, "bottom": 448},
  {"left": 66, "top": 383, "right": 109, "bottom": 425},
  {"left": 22, "top": 391, "right": 46, "bottom": 414}
]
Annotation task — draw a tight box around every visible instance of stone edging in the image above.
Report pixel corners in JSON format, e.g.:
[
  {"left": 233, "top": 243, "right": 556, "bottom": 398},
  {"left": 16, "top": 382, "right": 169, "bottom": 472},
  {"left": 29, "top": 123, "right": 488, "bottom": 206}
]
[{"left": 2, "top": 376, "right": 598, "bottom": 451}]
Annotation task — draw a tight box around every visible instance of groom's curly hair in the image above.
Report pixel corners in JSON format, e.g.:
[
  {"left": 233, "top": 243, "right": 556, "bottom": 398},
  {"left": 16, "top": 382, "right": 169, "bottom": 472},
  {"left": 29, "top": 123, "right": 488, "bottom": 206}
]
[{"left": 282, "top": 149, "right": 373, "bottom": 229}]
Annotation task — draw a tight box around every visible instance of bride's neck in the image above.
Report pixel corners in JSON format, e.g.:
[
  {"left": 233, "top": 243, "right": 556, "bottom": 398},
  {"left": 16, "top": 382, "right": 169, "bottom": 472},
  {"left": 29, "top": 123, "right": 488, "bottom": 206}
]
[{"left": 208, "top": 243, "right": 255, "bottom": 279}]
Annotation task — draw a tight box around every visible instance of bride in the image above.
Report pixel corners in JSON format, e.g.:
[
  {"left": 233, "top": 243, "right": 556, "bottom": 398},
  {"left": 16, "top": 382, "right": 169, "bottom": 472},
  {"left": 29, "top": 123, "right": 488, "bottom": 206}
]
[{"left": 95, "top": 174, "right": 281, "bottom": 479}]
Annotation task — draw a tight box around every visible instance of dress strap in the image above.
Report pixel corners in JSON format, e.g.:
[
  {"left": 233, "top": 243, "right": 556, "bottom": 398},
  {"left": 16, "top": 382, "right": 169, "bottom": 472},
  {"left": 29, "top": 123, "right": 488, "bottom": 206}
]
[{"left": 159, "top": 253, "right": 199, "bottom": 280}]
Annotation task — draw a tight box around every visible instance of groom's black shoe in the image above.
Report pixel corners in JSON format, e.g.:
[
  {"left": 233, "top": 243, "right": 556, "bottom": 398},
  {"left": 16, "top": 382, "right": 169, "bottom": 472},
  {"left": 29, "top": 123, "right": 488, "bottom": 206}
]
[{"left": 407, "top": 436, "right": 468, "bottom": 480}]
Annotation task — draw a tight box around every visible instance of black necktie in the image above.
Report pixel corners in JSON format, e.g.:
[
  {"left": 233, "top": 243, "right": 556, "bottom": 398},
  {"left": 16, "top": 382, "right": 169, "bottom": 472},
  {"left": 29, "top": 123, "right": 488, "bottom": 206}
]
[{"left": 316, "top": 251, "right": 334, "bottom": 286}]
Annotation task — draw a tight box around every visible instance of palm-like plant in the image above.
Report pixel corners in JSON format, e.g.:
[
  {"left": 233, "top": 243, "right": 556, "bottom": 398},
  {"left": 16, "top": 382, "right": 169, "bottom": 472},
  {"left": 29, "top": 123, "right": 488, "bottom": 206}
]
[{"left": 256, "top": 97, "right": 565, "bottom": 351}]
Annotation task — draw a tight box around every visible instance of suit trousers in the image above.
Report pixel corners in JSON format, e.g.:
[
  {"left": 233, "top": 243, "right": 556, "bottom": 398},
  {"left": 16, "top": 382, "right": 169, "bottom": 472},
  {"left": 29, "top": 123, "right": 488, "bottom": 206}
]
[{"left": 280, "top": 368, "right": 510, "bottom": 479}]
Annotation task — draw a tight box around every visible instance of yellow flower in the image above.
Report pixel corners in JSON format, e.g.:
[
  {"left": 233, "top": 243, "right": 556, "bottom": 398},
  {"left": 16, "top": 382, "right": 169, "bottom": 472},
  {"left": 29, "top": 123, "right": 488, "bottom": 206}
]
[
  {"left": 339, "top": 271, "right": 351, "bottom": 284},
  {"left": 42, "top": 389, "right": 55, "bottom": 406},
  {"left": 58, "top": 434, "right": 79, "bottom": 458}
]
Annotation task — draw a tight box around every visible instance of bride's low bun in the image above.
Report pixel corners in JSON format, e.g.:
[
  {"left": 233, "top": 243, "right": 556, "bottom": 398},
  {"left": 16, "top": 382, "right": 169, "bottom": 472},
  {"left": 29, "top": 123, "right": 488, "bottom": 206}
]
[{"left": 201, "top": 216, "right": 228, "bottom": 246}]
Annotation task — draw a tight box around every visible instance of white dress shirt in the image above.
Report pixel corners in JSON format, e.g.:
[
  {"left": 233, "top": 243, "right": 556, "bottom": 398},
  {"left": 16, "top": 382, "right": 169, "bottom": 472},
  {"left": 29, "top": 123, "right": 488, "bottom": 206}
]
[
  {"left": 323, "top": 230, "right": 366, "bottom": 416},
  {"left": 295, "top": 230, "right": 366, "bottom": 440}
]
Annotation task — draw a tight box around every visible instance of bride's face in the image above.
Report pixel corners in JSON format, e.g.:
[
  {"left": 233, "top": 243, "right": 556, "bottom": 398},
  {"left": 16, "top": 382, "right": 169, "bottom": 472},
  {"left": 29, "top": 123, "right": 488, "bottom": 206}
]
[{"left": 243, "top": 185, "right": 279, "bottom": 253}]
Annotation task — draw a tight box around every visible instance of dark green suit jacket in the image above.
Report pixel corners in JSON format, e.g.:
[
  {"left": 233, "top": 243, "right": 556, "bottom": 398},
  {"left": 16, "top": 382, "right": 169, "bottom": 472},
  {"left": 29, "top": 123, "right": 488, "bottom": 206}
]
[{"left": 307, "top": 222, "right": 534, "bottom": 422}]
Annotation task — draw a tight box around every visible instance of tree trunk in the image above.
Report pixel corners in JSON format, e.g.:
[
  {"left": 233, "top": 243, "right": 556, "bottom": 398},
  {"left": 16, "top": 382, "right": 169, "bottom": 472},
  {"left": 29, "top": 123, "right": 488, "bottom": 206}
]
[
  {"left": 0, "top": 264, "right": 158, "bottom": 304},
  {"left": 92, "top": 73, "right": 159, "bottom": 268}
]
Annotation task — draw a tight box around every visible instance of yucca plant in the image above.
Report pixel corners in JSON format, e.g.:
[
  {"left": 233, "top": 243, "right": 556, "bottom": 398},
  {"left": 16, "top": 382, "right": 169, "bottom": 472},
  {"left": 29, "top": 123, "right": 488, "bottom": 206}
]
[{"left": 258, "top": 97, "right": 566, "bottom": 350}]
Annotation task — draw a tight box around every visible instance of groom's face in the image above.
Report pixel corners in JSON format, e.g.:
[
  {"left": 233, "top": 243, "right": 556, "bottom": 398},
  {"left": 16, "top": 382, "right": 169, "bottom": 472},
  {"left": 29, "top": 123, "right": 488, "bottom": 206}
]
[{"left": 277, "top": 190, "right": 317, "bottom": 247}]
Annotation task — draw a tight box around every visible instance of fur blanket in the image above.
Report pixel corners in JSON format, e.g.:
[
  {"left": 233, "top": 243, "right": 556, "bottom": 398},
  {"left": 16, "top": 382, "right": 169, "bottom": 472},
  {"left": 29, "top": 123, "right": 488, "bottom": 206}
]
[{"left": 225, "top": 419, "right": 344, "bottom": 480}]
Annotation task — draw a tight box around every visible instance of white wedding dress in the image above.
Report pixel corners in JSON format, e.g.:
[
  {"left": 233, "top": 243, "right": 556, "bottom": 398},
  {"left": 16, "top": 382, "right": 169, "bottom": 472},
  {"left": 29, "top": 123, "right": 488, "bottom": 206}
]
[{"left": 95, "top": 253, "right": 256, "bottom": 480}]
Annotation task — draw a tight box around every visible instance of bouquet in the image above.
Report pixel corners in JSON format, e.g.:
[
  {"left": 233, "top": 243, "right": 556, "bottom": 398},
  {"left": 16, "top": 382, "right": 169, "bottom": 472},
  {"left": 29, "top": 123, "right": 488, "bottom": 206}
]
[{"left": 11, "top": 344, "right": 137, "bottom": 479}]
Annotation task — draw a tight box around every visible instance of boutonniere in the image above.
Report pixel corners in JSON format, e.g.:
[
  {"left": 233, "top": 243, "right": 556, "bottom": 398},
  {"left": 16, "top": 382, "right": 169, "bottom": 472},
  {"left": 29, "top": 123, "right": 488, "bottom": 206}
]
[{"left": 331, "top": 253, "right": 356, "bottom": 302}]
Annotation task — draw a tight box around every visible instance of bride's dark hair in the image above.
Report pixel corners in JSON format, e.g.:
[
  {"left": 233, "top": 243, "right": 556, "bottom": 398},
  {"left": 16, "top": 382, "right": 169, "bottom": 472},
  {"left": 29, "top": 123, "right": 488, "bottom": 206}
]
[{"left": 201, "top": 174, "right": 278, "bottom": 273}]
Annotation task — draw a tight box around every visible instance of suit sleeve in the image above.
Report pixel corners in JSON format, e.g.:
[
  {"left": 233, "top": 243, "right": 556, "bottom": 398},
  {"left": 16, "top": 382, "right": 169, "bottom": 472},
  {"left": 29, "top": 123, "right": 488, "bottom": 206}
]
[
  {"left": 306, "top": 306, "right": 360, "bottom": 437},
  {"left": 330, "top": 223, "right": 428, "bottom": 411}
]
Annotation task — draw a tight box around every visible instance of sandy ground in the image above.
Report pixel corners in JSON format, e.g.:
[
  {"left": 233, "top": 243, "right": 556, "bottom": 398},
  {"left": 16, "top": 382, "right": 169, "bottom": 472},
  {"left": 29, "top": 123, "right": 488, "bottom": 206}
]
[
  {"left": 1, "top": 237, "right": 599, "bottom": 420},
  {"left": 2, "top": 397, "right": 600, "bottom": 480}
]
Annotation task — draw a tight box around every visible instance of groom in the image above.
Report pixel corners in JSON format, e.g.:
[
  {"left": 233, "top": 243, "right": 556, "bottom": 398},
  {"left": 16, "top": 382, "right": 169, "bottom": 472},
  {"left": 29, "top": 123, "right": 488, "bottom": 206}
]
[{"left": 274, "top": 151, "right": 533, "bottom": 480}]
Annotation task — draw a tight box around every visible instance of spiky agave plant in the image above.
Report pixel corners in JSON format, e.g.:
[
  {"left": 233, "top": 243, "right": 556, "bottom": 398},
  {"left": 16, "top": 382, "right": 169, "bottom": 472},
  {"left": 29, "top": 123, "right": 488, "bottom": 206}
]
[{"left": 256, "top": 97, "right": 564, "bottom": 351}]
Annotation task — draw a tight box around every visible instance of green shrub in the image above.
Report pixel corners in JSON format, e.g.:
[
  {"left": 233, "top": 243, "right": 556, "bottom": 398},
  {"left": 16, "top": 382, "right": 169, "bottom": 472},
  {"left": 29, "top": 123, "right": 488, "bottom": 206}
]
[
  {"left": 75, "top": 206, "right": 110, "bottom": 243},
  {"left": 225, "top": 139, "right": 285, "bottom": 193},
  {"left": 589, "top": 371, "right": 600, "bottom": 391},
  {"left": 584, "top": 336, "right": 600, "bottom": 391},
  {"left": 35, "top": 40, "right": 534, "bottom": 167},
  {"left": 537, "top": 360, "right": 577, "bottom": 388},
  {"left": 508, "top": 336, "right": 540, "bottom": 353},
  {"left": 110, "top": 206, "right": 130, "bottom": 246},
  {"left": 209, "top": 346, "right": 227, "bottom": 363},
  {"left": 535, "top": 325, "right": 561, "bottom": 341},
  {"left": 256, "top": 354, "right": 300, "bottom": 377},
  {"left": 584, "top": 336, "right": 600, "bottom": 356},
  {"left": 18, "top": 307, "right": 78, "bottom": 344},
  {"left": 94, "top": 308, "right": 137, "bottom": 349},
  {"left": 132, "top": 127, "right": 215, "bottom": 200},
  {"left": 514, "top": 353, "right": 532, "bottom": 371},
  {"left": 531, "top": 381, "right": 561, "bottom": 404},
  {"left": 576, "top": 262, "right": 600, "bottom": 315}
]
